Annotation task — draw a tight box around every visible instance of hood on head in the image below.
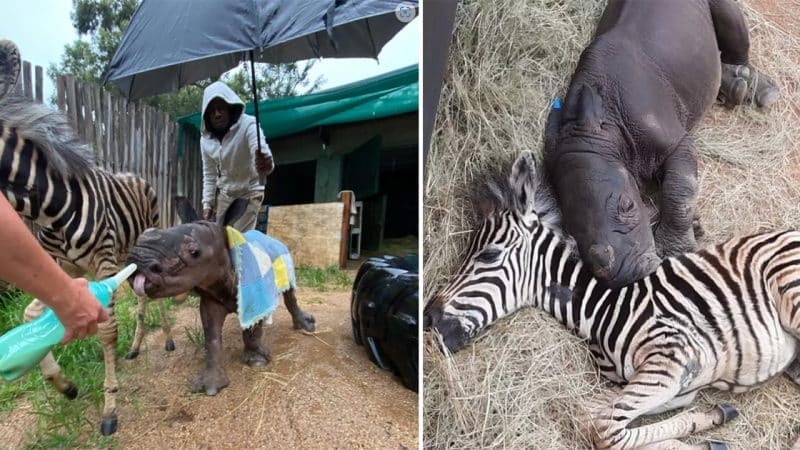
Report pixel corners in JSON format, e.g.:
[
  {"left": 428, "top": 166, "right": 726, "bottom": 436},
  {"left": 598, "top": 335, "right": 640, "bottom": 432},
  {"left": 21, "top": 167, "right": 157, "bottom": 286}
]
[{"left": 201, "top": 81, "right": 245, "bottom": 134}]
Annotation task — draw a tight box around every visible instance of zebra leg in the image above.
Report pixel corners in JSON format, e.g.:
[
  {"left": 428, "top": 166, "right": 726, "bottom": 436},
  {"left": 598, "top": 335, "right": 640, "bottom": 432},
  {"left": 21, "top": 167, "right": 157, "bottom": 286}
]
[
  {"left": 157, "top": 298, "right": 175, "bottom": 351},
  {"left": 23, "top": 298, "right": 79, "bottom": 399},
  {"left": 283, "top": 288, "right": 316, "bottom": 332},
  {"left": 24, "top": 261, "right": 86, "bottom": 399},
  {"left": 125, "top": 295, "right": 148, "bottom": 359},
  {"left": 638, "top": 441, "right": 725, "bottom": 450},
  {"left": 93, "top": 262, "right": 123, "bottom": 436},
  {"left": 584, "top": 362, "right": 735, "bottom": 449}
]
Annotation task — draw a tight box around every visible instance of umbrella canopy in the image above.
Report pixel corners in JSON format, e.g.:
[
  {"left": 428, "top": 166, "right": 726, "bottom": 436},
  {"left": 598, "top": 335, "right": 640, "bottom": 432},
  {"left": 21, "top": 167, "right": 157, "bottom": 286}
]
[{"left": 104, "top": 0, "right": 418, "bottom": 100}]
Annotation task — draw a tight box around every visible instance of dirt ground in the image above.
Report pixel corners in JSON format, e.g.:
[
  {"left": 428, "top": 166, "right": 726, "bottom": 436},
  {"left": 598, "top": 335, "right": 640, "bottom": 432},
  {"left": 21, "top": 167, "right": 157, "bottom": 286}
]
[
  {"left": 0, "top": 284, "right": 418, "bottom": 449},
  {"left": 120, "top": 286, "right": 417, "bottom": 449}
]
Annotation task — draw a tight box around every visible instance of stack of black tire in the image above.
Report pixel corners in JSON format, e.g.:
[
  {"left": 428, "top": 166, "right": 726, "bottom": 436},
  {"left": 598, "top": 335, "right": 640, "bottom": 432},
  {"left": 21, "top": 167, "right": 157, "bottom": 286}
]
[{"left": 351, "top": 255, "right": 418, "bottom": 392}]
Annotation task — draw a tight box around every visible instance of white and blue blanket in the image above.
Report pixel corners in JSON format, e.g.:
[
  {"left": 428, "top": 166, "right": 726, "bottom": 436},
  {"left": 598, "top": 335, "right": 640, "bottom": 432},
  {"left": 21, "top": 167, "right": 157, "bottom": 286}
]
[{"left": 226, "top": 226, "right": 296, "bottom": 329}]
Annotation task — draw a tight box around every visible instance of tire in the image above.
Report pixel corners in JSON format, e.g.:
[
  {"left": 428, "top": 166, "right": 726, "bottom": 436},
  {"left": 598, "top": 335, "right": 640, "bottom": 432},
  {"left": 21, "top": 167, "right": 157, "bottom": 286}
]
[{"left": 351, "top": 255, "right": 419, "bottom": 391}]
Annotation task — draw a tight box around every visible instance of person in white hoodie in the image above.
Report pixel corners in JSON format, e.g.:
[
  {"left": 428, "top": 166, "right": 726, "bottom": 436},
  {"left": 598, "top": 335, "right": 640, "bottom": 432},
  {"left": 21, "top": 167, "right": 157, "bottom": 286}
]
[{"left": 200, "top": 81, "right": 274, "bottom": 230}]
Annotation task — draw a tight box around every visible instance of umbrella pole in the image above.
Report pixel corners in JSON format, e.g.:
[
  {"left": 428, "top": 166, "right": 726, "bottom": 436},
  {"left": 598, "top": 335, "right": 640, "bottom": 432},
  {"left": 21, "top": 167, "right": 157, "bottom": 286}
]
[
  {"left": 250, "top": 50, "right": 263, "bottom": 155},
  {"left": 250, "top": 50, "right": 267, "bottom": 188}
]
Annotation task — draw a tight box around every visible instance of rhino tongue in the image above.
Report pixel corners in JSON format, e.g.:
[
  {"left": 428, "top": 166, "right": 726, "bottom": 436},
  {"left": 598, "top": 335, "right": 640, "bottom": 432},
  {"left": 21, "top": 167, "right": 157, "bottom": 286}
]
[{"left": 132, "top": 274, "right": 147, "bottom": 297}]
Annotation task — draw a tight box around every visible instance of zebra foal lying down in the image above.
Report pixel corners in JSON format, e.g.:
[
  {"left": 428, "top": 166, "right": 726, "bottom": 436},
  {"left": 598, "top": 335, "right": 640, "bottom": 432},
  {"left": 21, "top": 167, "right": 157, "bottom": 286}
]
[{"left": 425, "top": 152, "right": 800, "bottom": 450}]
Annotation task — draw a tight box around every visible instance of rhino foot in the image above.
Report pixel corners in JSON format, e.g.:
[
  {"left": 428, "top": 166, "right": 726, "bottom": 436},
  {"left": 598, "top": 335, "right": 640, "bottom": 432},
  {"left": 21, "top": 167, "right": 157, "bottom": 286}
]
[
  {"left": 240, "top": 345, "right": 272, "bottom": 367},
  {"left": 655, "top": 225, "right": 697, "bottom": 258},
  {"left": 293, "top": 312, "right": 316, "bottom": 332},
  {"left": 191, "top": 367, "right": 229, "bottom": 396},
  {"left": 692, "top": 215, "right": 705, "bottom": 239},
  {"left": 751, "top": 69, "right": 779, "bottom": 109}
]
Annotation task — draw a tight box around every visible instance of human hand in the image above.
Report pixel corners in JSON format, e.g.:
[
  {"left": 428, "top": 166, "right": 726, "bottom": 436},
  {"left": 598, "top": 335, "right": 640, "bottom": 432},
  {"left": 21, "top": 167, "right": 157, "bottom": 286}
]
[
  {"left": 255, "top": 153, "right": 274, "bottom": 175},
  {"left": 55, "top": 278, "right": 109, "bottom": 345},
  {"left": 202, "top": 208, "right": 213, "bottom": 220}
]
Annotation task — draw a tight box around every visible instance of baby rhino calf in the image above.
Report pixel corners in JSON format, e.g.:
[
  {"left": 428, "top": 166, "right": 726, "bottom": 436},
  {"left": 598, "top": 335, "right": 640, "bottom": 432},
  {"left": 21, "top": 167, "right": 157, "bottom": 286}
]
[{"left": 127, "top": 197, "right": 316, "bottom": 395}]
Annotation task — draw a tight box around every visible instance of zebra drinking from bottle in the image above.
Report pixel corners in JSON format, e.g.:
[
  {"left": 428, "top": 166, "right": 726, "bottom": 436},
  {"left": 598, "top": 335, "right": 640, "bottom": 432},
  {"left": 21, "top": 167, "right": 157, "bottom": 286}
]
[
  {"left": 425, "top": 151, "right": 800, "bottom": 450},
  {"left": 0, "top": 39, "right": 172, "bottom": 436}
]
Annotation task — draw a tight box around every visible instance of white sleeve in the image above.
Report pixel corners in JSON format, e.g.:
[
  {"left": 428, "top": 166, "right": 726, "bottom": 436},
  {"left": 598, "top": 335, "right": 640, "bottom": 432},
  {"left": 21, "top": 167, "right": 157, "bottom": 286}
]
[
  {"left": 246, "top": 119, "right": 272, "bottom": 157},
  {"left": 200, "top": 143, "right": 218, "bottom": 210}
]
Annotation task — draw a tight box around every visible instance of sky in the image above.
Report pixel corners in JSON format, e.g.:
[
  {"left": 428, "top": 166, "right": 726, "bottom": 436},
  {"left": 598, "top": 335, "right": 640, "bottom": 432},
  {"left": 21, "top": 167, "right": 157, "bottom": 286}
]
[{"left": 2, "top": 0, "right": 419, "bottom": 104}]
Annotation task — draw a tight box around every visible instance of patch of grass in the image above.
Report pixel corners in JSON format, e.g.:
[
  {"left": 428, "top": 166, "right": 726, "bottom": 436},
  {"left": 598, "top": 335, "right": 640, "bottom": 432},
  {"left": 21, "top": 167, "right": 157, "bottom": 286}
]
[
  {"left": 0, "top": 286, "right": 149, "bottom": 448},
  {"left": 183, "top": 325, "right": 204, "bottom": 351},
  {"left": 185, "top": 295, "right": 201, "bottom": 308},
  {"left": 303, "top": 296, "right": 325, "bottom": 306},
  {"left": 296, "top": 265, "right": 352, "bottom": 291}
]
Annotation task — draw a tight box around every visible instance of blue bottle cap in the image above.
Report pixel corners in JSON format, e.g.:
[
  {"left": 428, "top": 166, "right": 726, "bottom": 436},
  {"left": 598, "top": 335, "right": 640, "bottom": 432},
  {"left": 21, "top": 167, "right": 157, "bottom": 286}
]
[{"left": 552, "top": 97, "right": 562, "bottom": 110}]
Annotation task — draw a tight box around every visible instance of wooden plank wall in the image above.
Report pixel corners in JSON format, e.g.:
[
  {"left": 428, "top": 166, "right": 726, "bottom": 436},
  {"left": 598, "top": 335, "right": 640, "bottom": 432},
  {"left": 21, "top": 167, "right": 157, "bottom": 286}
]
[
  {"left": 15, "top": 61, "right": 203, "bottom": 227},
  {"left": 267, "top": 202, "right": 345, "bottom": 268}
]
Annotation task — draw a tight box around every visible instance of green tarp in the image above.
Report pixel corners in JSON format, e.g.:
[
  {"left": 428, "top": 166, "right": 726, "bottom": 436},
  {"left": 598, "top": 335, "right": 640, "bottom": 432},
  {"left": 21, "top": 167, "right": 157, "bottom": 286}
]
[{"left": 177, "top": 64, "right": 418, "bottom": 140}]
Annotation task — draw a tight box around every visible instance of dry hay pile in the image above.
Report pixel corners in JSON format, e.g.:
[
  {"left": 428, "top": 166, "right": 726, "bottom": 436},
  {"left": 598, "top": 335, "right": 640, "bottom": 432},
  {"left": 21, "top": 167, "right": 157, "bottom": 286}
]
[{"left": 423, "top": 0, "right": 800, "bottom": 448}]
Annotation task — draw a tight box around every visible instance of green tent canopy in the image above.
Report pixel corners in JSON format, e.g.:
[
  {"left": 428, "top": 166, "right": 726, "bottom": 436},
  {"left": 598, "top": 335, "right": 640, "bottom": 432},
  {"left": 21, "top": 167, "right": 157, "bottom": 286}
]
[{"left": 177, "top": 64, "right": 418, "bottom": 143}]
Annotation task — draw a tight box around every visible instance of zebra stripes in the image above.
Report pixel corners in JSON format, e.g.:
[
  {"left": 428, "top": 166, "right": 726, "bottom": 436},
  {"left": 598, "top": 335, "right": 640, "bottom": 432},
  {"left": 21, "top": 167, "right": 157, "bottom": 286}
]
[
  {"left": 425, "top": 152, "right": 800, "bottom": 449},
  {"left": 0, "top": 89, "right": 168, "bottom": 435},
  {"left": 33, "top": 171, "right": 160, "bottom": 269}
]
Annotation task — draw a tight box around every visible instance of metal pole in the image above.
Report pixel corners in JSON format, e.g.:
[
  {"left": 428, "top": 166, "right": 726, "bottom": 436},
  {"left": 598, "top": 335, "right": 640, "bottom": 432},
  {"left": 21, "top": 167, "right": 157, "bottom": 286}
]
[{"left": 249, "top": 50, "right": 262, "bottom": 155}]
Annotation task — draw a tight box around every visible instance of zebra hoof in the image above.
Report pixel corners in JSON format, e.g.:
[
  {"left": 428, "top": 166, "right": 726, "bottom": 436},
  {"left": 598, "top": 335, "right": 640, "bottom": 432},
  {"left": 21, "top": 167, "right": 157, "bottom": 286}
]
[
  {"left": 165, "top": 338, "right": 175, "bottom": 352},
  {"left": 100, "top": 414, "right": 118, "bottom": 436},
  {"left": 707, "top": 441, "right": 728, "bottom": 450},
  {"left": 63, "top": 383, "right": 78, "bottom": 400},
  {"left": 125, "top": 350, "right": 139, "bottom": 360},
  {"left": 716, "top": 403, "right": 738, "bottom": 423}
]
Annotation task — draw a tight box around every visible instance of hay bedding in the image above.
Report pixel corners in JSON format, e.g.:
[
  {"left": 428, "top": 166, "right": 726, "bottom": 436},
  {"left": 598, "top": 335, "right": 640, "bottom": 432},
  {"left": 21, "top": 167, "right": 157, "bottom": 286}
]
[{"left": 423, "top": 0, "right": 800, "bottom": 448}]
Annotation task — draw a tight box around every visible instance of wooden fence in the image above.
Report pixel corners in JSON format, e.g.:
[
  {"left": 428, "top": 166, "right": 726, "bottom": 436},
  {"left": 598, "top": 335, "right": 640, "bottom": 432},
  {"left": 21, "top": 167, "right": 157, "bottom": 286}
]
[{"left": 15, "top": 61, "right": 203, "bottom": 227}]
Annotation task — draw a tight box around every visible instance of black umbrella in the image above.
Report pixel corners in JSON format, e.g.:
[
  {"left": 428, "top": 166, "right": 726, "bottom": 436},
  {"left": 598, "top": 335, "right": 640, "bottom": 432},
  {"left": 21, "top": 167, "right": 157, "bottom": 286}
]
[{"left": 105, "top": 0, "right": 418, "bottom": 154}]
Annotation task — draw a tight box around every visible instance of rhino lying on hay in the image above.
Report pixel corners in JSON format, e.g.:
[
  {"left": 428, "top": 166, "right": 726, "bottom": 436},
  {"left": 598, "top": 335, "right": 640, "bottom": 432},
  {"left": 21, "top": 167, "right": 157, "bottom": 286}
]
[
  {"left": 127, "top": 197, "right": 315, "bottom": 395},
  {"left": 544, "top": 0, "right": 780, "bottom": 289}
]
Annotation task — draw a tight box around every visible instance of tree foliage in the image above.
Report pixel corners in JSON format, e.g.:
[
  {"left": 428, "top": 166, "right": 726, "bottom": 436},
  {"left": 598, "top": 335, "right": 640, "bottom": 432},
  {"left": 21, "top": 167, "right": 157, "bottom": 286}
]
[
  {"left": 50, "top": 0, "right": 323, "bottom": 117},
  {"left": 226, "top": 62, "right": 324, "bottom": 102}
]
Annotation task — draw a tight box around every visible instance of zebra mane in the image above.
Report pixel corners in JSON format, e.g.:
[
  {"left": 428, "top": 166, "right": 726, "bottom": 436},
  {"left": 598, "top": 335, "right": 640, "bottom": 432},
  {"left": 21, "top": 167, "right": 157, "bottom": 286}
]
[
  {"left": 0, "top": 93, "right": 95, "bottom": 176},
  {"left": 471, "top": 157, "right": 577, "bottom": 250}
]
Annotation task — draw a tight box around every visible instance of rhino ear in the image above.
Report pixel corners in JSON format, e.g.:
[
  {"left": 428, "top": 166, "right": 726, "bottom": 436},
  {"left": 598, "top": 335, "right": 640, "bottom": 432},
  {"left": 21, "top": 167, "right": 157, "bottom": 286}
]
[
  {"left": 175, "top": 196, "right": 200, "bottom": 223},
  {"left": 509, "top": 151, "right": 539, "bottom": 217},
  {"left": 544, "top": 98, "right": 562, "bottom": 154},
  {"left": 219, "top": 198, "right": 249, "bottom": 227},
  {"left": 575, "top": 84, "right": 603, "bottom": 131}
]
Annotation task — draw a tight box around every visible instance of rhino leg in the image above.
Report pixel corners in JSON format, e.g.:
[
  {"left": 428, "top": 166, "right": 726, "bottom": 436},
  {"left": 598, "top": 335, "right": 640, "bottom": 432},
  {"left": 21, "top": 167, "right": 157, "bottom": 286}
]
[
  {"left": 708, "top": 0, "right": 749, "bottom": 66},
  {"left": 191, "top": 296, "right": 229, "bottom": 396},
  {"left": 240, "top": 319, "right": 272, "bottom": 367},
  {"left": 655, "top": 138, "right": 698, "bottom": 257},
  {"left": 283, "top": 288, "right": 316, "bottom": 332}
]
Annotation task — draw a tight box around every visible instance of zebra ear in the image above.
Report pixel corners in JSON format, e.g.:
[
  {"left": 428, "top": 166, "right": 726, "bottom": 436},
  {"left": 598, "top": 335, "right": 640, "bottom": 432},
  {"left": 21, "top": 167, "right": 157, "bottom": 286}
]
[
  {"left": 509, "top": 151, "right": 539, "bottom": 216},
  {"left": 175, "top": 196, "right": 200, "bottom": 223},
  {"left": 0, "top": 40, "right": 20, "bottom": 101}
]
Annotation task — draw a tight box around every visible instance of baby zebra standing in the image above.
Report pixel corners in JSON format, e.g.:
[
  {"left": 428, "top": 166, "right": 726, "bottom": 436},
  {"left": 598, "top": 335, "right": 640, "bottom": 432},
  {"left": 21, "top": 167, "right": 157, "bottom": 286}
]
[{"left": 425, "top": 152, "right": 800, "bottom": 450}]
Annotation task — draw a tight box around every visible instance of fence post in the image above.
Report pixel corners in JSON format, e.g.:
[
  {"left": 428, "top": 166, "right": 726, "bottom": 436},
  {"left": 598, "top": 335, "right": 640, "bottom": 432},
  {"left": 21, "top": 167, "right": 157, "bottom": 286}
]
[
  {"left": 16, "top": 65, "right": 199, "bottom": 228},
  {"left": 34, "top": 65, "right": 43, "bottom": 103},
  {"left": 22, "top": 61, "right": 32, "bottom": 100}
]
